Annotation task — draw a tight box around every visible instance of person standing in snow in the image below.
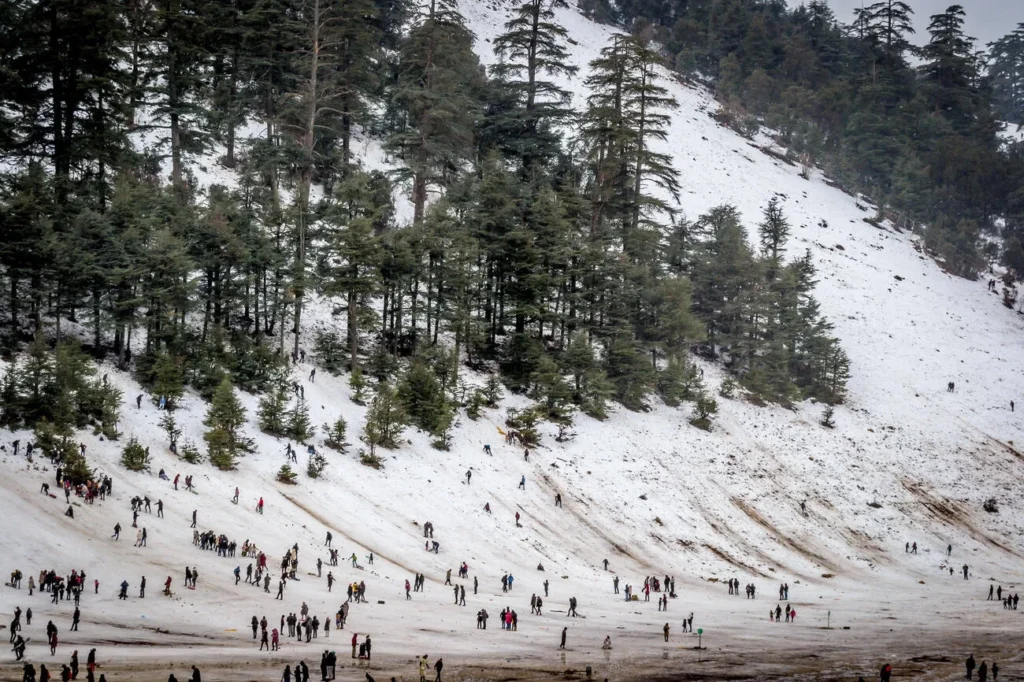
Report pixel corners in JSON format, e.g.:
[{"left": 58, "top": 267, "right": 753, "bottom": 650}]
[
  {"left": 465, "top": 470, "right": 472, "bottom": 485},
  {"left": 559, "top": 627, "right": 567, "bottom": 649},
  {"left": 518, "top": 475, "right": 525, "bottom": 490},
  {"left": 190, "top": 510, "right": 196, "bottom": 529}
]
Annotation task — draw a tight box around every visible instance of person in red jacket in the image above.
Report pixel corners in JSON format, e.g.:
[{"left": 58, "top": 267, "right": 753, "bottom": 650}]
[{"left": 351, "top": 632, "right": 358, "bottom": 658}]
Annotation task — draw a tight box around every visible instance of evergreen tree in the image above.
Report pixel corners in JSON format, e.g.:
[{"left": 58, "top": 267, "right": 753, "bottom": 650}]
[
  {"left": 349, "top": 366, "right": 370, "bottom": 404},
  {"left": 489, "top": 0, "right": 577, "bottom": 165},
  {"left": 0, "top": 365, "right": 23, "bottom": 429},
  {"left": 363, "top": 382, "right": 407, "bottom": 453},
  {"left": 152, "top": 351, "right": 186, "bottom": 409},
  {"left": 322, "top": 171, "right": 387, "bottom": 371},
  {"left": 307, "top": 450, "right": 328, "bottom": 478},
  {"left": 120, "top": 437, "right": 152, "bottom": 472},
  {"left": 287, "top": 395, "right": 314, "bottom": 441},
  {"left": 989, "top": 24, "right": 1024, "bottom": 125},
  {"left": 258, "top": 381, "right": 290, "bottom": 436},
  {"left": 323, "top": 416, "right": 350, "bottom": 452},
  {"left": 758, "top": 196, "right": 791, "bottom": 275},
  {"left": 530, "top": 354, "right": 574, "bottom": 422},
  {"left": 690, "top": 391, "right": 718, "bottom": 430},
  {"left": 203, "top": 376, "right": 250, "bottom": 469},
  {"left": 277, "top": 463, "right": 298, "bottom": 483},
  {"left": 397, "top": 360, "right": 451, "bottom": 436},
  {"left": 148, "top": 0, "right": 214, "bottom": 195},
  {"left": 160, "top": 412, "right": 182, "bottom": 448},
  {"left": 919, "top": 5, "right": 980, "bottom": 132},
  {"left": 387, "top": 0, "right": 485, "bottom": 224}
]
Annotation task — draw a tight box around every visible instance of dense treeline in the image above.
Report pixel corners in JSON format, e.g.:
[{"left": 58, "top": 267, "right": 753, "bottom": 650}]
[
  {"left": 585, "top": 0, "right": 1024, "bottom": 277},
  {"left": 0, "top": 0, "right": 850, "bottom": 452}
]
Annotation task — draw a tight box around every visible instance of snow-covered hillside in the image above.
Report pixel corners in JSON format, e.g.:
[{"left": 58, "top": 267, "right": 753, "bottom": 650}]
[{"left": 2, "top": 2, "right": 1024, "bottom": 680}]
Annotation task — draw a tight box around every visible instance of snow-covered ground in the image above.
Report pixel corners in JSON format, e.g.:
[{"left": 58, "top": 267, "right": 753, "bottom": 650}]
[{"left": 2, "top": 2, "right": 1024, "bottom": 680}]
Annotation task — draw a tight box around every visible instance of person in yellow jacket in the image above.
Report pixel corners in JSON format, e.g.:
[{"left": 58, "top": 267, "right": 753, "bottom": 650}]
[{"left": 418, "top": 654, "right": 429, "bottom": 682}]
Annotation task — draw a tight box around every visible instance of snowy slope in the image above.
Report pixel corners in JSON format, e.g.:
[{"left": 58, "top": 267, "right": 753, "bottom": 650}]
[{"left": 2, "top": 2, "right": 1024, "bottom": 680}]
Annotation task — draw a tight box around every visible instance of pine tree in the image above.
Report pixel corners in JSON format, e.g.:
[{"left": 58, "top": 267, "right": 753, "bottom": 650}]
[
  {"left": 488, "top": 0, "right": 577, "bottom": 165},
  {"left": 287, "top": 395, "right": 314, "bottom": 442},
  {"left": 363, "top": 382, "right": 407, "bottom": 454},
  {"left": 322, "top": 171, "right": 387, "bottom": 371},
  {"left": 18, "top": 333, "right": 56, "bottom": 425},
  {"left": 919, "top": 5, "right": 981, "bottom": 132},
  {"left": 148, "top": 0, "right": 214, "bottom": 195},
  {"left": 160, "top": 412, "right": 182, "bottom": 448},
  {"left": 483, "top": 375, "right": 504, "bottom": 407},
  {"left": 120, "top": 437, "right": 152, "bottom": 472},
  {"left": 583, "top": 34, "right": 681, "bottom": 241},
  {"left": 307, "top": 450, "right": 328, "bottom": 478},
  {"left": 0, "top": 365, "right": 22, "bottom": 429},
  {"left": 387, "top": 0, "right": 485, "bottom": 224},
  {"left": 152, "top": 351, "right": 186, "bottom": 409},
  {"left": 179, "top": 439, "right": 203, "bottom": 464},
  {"left": 530, "top": 354, "right": 573, "bottom": 422},
  {"left": 989, "top": 24, "right": 1024, "bottom": 125},
  {"left": 323, "top": 416, "right": 350, "bottom": 452},
  {"left": 758, "top": 196, "right": 791, "bottom": 277},
  {"left": 258, "top": 382, "right": 290, "bottom": 436},
  {"left": 398, "top": 360, "right": 451, "bottom": 436},
  {"left": 349, "top": 366, "right": 370, "bottom": 404},
  {"left": 690, "top": 391, "right": 718, "bottom": 430},
  {"left": 203, "top": 376, "right": 249, "bottom": 469},
  {"left": 277, "top": 463, "right": 298, "bottom": 484}
]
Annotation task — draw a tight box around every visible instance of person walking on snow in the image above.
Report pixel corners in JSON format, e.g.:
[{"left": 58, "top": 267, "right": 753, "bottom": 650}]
[
  {"left": 465, "top": 470, "right": 471, "bottom": 484},
  {"left": 518, "top": 475, "right": 525, "bottom": 490}
]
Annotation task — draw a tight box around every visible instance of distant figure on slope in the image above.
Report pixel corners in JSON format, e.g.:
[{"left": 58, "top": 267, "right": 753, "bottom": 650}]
[{"left": 947, "top": 381, "right": 955, "bottom": 392}]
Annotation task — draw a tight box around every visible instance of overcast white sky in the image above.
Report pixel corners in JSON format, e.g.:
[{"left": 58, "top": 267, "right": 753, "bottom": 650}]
[{"left": 823, "top": 0, "right": 1023, "bottom": 48}]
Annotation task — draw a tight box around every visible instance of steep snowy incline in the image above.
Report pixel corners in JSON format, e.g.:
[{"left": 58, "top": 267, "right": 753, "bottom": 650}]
[{"left": 1, "top": 1, "right": 1024, "bottom": 679}]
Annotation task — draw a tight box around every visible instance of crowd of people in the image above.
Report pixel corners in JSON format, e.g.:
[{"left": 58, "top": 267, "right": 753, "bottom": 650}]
[{"left": 2, "top": 358, "right": 1018, "bottom": 682}]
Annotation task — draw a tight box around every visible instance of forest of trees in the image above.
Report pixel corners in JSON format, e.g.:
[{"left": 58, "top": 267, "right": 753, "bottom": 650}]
[
  {"left": 586, "top": 0, "right": 1024, "bottom": 277},
  {"left": 31, "top": 0, "right": 1024, "bottom": 456}
]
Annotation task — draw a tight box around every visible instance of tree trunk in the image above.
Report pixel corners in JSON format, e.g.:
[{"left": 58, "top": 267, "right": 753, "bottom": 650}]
[{"left": 347, "top": 289, "right": 358, "bottom": 370}]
